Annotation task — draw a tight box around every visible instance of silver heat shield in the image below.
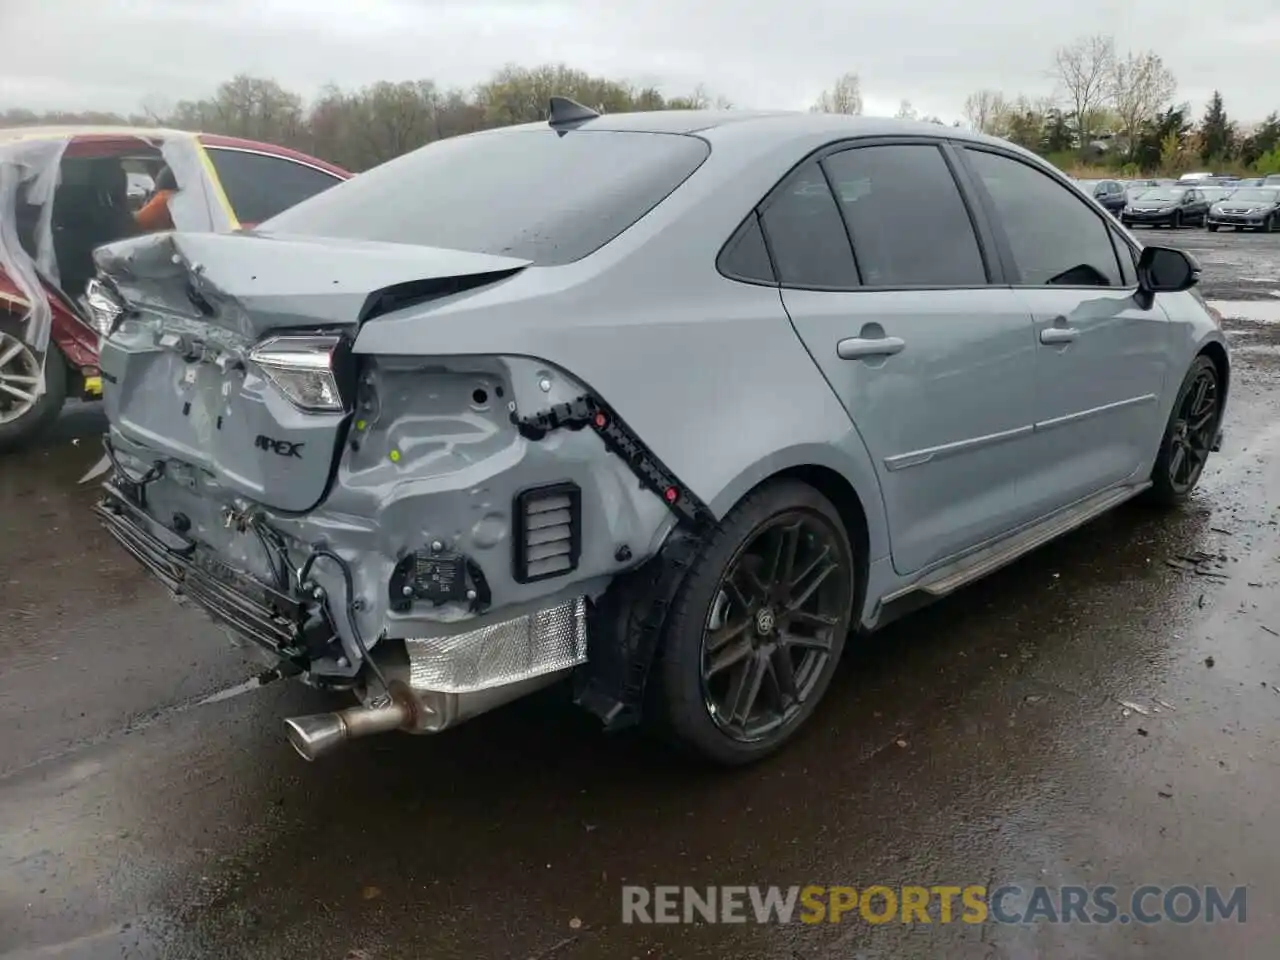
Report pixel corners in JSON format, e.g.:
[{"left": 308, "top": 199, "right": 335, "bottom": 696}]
[{"left": 405, "top": 597, "right": 588, "bottom": 694}]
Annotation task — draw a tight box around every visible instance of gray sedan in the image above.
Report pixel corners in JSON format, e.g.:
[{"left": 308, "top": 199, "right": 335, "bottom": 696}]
[
  {"left": 1207, "top": 187, "right": 1280, "bottom": 231},
  {"left": 88, "top": 105, "right": 1229, "bottom": 765}
]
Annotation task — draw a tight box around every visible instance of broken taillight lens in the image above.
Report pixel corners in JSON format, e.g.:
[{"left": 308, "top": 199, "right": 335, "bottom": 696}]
[
  {"left": 249, "top": 335, "right": 345, "bottom": 412},
  {"left": 82, "top": 277, "right": 125, "bottom": 337}
]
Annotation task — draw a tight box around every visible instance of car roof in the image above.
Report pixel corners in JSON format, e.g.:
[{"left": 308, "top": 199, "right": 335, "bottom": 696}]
[
  {"left": 0, "top": 125, "right": 350, "bottom": 177},
  {"left": 0, "top": 124, "right": 196, "bottom": 144},
  {"left": 542, "top": 109, "right": 996, "bottom": 143},
  {"left": 486, "top": 110, "right": 1036, "bottom": 170}
]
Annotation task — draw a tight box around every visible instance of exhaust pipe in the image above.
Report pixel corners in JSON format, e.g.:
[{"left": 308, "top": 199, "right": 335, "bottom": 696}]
[{"left": 284, "top": 697, "right": 412, "bottom": 761}]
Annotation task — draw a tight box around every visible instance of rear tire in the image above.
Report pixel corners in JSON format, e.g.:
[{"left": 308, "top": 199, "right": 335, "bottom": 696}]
[
  {"left": 652, "top": 480, "right": 857, "bottom": 765},
  {"left": 1147, "top": 356, "right": 1221, "bottom": 507},
  {"left": 0, "top": 315, "right": 68, "bottom": 453}
]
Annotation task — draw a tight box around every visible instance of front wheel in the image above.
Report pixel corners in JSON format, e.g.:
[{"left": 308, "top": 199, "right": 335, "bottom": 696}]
[
  {"left": 653, "top": 480, "right": 856, "bottom": 765},
  {"left": 0, "top": 316, "right": 68, "bottom": 452},
  {"left": 1266, "top": 214, "right": 1277, "bottom": 233},
  {"left": 1147, "top": 356, "right": 1222, "bottom": 506},
  {"left": 1207, "top": 224, "right": 1219, "bottom": 232},
  {"left": 1172, "top": 211, "right": 1183, "bottom": 229}
]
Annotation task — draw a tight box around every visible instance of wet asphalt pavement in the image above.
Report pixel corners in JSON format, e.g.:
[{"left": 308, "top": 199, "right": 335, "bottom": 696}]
[{"left": 2, "top": 229, "right": 1280, "bottom": 959}]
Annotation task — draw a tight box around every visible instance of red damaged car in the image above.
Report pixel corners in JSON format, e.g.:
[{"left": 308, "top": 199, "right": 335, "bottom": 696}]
[{"left": 0, "top": 126, "right": 349, "bottom": 449}]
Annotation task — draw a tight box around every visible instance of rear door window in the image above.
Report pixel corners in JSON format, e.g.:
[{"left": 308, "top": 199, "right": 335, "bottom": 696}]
[
  {"left": 258, "top": 129, "right": 709, "bottom": 265},
  {"left": 757, "top": 163, "right": 859, "bottom": 288},
  {"left": 205, "top": 149, "right": 344, "bottom": 225},
  {"left": 822, "top": 144, "right": 988, "bottom": 286}
]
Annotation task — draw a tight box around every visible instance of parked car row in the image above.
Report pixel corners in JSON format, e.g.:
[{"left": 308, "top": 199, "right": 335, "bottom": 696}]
[
  {"left": 1074, "top": 176, "right": 1280, "bottom": 232},
  {"left": 0, "top": 126, "right": 351, "bottom": 449}
]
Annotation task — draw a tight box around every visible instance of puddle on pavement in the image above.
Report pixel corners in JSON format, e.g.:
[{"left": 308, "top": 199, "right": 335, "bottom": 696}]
[
  {"left": 1209, "top": 299, "right": 1280, "bottom": 322},
  {"left": 1234, "top": 344, "right": 1280, "bottom": 358}
]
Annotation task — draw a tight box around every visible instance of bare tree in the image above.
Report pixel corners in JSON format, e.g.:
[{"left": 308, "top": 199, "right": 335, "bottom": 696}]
[
  {"left": 138, "top": 94, "right": 173, "bottom": 126},
  {"left": 894, "top": 99, "right": 918, "bottom": 121},
  {"left": 811, "top": 73, "right": 863, "bottom": 115},
  {"left": 963, "top": 89, "right": 1008, "bottom": 134},
  {"left": 1052, "top": 34, "right": 1116, "bottom": 142},
  {"left": 1108, "top": 50, "right": 1176, "bottom": 156},
  {"left": 666, "top": 84, "right": 733, "bottom": 110}
]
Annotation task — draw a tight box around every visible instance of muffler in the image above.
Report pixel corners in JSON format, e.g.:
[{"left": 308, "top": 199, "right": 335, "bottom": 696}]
[{"left": 284, "top": 696, "right": 412, "bottom": 761}]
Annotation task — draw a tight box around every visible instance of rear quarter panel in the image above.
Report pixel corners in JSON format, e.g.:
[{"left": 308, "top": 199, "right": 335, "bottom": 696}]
[{"left": 352, "top": 122, "right": 891, "bottom": 564}]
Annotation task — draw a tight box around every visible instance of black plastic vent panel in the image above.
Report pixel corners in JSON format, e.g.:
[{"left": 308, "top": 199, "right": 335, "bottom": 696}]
[{"left": 514, "top": 482, "right": 582, "bottom": 582}]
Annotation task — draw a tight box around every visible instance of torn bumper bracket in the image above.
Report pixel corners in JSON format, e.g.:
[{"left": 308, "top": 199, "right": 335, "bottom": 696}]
[
  {"left": 512, "top": 393, "right": 715, "bottom": 729},
  {"left": 512, "top": 393, "right": 715, "bottom": 531}
]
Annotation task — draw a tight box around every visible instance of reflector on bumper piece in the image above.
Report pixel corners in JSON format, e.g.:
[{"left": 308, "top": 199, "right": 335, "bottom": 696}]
[{"left": 406, "top": 597, "right": 587, "bottom": 693}]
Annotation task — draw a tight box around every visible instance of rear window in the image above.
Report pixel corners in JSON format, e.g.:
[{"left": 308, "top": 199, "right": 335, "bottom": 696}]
[{"left": 258, "top": 129, "right": 711, "bottom": 265}]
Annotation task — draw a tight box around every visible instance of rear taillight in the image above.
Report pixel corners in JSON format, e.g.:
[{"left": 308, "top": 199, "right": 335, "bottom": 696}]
[
  {"left": 249, "top": 335, "right": 345, "bottom": 412},
  {"left": 82, "top": 277, "right": 125, "bottom": 337},
  {"left": 513, "top": 483, "right": 581, "bottom": 582}
]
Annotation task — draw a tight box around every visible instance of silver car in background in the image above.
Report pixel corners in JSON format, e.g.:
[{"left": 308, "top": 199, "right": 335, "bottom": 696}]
[
  {"left": 1206, "top": 186, "right": 1280, "bottom": 232},
  {"left": 88, "top": 103, "right": 1229, "bottom": 766}
]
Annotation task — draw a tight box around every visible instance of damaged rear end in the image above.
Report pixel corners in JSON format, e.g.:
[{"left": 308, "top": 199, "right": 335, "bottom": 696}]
[
  {"left": 92, "top": 229, "right": 690, "bottom": 759},
  {"left": 93, "top": 118, "right": 717, "bottom": 760}
]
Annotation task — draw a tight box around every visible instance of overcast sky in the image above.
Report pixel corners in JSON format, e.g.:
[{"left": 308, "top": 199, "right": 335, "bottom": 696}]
[{"left": 3, "top": 0, "right": 1278, "bottom": 123}]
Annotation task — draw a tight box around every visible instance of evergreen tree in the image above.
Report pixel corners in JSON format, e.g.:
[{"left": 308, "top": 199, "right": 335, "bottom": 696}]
[
  {"left": 1041, "top": 109, "right": 1074, "bottom": 153},
  {"left": 1134, "top": 104, "right": 1192, "bottom": 170},
  {"left": 1240, "top": 111, "right": 1280, "bottom": 166},
  {"left": 1199, "top": 90, "right": 1235, "bottom": 164}
]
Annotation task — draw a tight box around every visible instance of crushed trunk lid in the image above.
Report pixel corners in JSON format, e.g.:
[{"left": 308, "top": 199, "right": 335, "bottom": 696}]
[{"left": 95, "top": 231, "right": 529, "bottom": 513}]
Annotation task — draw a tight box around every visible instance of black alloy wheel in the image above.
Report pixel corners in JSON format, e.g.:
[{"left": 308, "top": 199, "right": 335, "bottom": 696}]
[
  {"left": 653, "top": 481, "right": 856, "bottom": 765},
  {"left": 1148, "top": 356, "right": 1221, "bottom": 505},
  {"left": 700, "top": 510, "right": 850, "bottom": 743}
]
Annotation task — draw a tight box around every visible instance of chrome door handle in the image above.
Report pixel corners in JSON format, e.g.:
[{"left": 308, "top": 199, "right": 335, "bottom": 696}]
[
  {"left": 1040, "top": 327, "right": 1079, "bottom": 344},
  {"left": 837, "top": 336, "right": 906, "bottom": 360}
]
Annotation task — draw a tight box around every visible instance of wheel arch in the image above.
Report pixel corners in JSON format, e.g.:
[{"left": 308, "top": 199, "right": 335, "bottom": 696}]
[
  {"left": 761, "top": 464, "right": 868, "bottom": 567},
  {"left": 706, "top": 441, "right": 889, "bottom": 565},
  {"left": 576, "top": 451, "right": 885, "bottom": 734},
  {"left": 759, "top": 462, "right": 872, "bottom": 631},
  {"left": 1197, "top": 338, "right": 1230, "bottom": 406}
]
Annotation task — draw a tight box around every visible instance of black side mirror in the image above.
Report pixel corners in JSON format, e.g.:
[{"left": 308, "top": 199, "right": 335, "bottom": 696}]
[{"left": 1138, "top": 245, "right": 1199, "bottom": 296}]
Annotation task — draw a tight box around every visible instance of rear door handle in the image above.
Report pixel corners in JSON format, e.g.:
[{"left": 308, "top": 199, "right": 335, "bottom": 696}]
[
  {"left": 837, "top": 336, "right": 906, "bottom": 360},
  {"left": 1040, "top": 326, "right": 1079, "bottom": 345}
]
